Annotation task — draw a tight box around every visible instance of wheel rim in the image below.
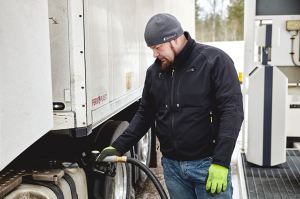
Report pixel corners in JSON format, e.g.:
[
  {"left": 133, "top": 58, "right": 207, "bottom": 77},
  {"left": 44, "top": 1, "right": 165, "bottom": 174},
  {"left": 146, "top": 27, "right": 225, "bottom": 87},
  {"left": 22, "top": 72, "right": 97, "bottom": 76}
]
[
  {"left": 138, "top": 131, "right": 151, "bottom": 165},
  {"left": 113, "top": 163, "right": 127, "bottom": 199},
  {"left": 95, "top": 121, "right": 131, "bottom": 199}
]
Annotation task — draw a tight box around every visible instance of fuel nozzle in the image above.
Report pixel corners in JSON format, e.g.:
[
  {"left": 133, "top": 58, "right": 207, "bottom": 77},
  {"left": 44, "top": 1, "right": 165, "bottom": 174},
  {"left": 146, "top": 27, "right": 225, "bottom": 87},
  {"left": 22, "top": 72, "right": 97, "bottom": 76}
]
[{"left": 91, "top": 150, "right": 116, "bottom": 177}]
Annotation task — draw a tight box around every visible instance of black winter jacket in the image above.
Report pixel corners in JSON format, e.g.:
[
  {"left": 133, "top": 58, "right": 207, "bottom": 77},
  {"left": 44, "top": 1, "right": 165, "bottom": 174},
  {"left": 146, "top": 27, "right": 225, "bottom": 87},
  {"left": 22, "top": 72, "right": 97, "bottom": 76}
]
[{"left": 112, "top": 32, "right": 244, "bottom": 168}]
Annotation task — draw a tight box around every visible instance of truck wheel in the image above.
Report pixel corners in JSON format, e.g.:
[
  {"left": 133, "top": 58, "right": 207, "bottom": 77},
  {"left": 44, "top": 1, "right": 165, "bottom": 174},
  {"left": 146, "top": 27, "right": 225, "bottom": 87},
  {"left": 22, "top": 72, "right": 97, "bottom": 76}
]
[
  {"left": 95, "top": 120, "right": 134, "bottom": 199},
  {"left": 137, "top": 129, "right": 151, "bottom": 184}
]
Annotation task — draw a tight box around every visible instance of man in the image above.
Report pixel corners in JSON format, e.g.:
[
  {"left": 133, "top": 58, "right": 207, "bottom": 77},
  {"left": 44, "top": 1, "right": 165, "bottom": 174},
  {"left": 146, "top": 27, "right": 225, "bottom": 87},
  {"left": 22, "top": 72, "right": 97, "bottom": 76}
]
[{"left": 98, "top": 13, "right": 244, "bottom": 198}]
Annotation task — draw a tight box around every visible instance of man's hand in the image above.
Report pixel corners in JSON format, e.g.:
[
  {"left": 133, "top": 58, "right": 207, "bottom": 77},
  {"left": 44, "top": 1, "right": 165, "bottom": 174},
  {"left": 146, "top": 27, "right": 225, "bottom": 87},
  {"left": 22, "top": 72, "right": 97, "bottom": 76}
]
[
  {"left": 205, "top": 164, "right": 229, "bottom": 194},
  {"left": 96, "top": 146, "right": 120, "bottom": 162}
]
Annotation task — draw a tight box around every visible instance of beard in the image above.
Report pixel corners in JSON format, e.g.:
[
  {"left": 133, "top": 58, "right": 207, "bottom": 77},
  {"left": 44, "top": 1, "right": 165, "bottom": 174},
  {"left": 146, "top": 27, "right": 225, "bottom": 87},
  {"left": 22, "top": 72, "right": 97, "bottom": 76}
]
[
  {"left": 159, "top": 43, "right": 176, "bottom": 71},
  {"left": 160, "top": 59, "right": 173, "bottom": 71}
]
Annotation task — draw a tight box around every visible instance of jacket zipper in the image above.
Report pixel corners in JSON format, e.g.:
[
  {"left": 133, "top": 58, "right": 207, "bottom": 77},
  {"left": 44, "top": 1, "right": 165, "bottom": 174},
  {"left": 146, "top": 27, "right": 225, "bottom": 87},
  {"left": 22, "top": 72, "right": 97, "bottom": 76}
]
[{"left": 171, "top": 67, "right": 176, "bottom": 149}]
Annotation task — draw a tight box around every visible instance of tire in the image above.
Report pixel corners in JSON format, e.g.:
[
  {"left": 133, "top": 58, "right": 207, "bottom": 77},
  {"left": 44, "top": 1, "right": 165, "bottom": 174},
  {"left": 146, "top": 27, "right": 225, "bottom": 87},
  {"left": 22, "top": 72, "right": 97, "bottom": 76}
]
[
  {"left": 136, "top": 129, "right": 152, "bottom": 184},
  {"left": 93, "top": 120, "right": 134, "bottom": 199}
]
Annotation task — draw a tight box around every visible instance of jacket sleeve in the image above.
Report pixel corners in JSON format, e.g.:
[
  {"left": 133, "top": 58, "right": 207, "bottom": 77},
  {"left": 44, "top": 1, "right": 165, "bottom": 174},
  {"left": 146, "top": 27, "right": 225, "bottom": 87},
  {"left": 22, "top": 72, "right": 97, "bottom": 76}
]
[
  {"left": 112, "top": 69, "right": 155, "bottom": 155},
  {"left": 210, "top": 51, "right": 244, "bottom": 168}
]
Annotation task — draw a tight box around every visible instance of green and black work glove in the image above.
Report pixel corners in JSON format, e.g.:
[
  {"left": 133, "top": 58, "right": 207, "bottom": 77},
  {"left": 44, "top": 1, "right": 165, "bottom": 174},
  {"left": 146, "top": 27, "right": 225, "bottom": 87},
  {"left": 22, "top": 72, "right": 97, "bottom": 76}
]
[
  {"left": 205, "top": 163, "right": 229, "bottom": 194},
  {"left": 97, "top": 146, "right": 120, "bottom": 162}
]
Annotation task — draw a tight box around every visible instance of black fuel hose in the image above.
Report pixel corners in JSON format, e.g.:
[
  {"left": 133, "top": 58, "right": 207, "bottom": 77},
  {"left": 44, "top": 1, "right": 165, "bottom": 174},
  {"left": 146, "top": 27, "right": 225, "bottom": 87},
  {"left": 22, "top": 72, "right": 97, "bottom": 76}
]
[
  {"left": 95, "top": 154, "right": 169, "bottom": 199},
  {"left": 126, "top": 157, "right": 168, "bottom": 199}
]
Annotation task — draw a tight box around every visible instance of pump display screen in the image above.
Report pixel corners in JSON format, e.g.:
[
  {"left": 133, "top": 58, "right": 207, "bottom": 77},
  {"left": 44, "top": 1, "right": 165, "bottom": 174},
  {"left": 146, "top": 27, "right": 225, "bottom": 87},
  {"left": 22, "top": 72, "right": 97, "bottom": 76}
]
[{"left": 256, "top": 0, "right": 300, "bottom": 15}]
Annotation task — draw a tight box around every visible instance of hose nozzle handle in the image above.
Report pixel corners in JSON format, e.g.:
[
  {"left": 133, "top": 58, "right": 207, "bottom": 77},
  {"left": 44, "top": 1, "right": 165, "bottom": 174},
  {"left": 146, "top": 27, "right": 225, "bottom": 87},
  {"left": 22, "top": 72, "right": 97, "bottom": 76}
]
[{"left": 97, "top": 155, "right": 127, "bottom": 163}]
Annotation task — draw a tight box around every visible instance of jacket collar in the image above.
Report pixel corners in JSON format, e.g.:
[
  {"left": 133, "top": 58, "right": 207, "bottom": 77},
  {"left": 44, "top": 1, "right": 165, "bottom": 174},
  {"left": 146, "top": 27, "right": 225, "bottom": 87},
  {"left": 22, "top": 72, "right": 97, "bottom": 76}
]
[{"left": 172, "top": 31, "right": 195, "bottom": 68}]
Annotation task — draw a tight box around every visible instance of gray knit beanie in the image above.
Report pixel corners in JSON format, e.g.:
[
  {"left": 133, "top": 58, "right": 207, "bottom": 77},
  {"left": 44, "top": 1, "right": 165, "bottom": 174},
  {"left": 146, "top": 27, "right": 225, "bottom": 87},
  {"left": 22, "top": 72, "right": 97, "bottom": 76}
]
[{"left": 144, "top": 13, "right": 184, "bottom": 47}]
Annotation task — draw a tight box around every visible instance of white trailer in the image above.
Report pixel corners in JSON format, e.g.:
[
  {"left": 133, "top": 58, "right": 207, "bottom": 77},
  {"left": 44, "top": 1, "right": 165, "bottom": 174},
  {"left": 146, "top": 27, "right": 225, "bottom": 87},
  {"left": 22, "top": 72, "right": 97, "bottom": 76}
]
[{"left": 0, "top": 0, "right": 195, "bottom": 198}]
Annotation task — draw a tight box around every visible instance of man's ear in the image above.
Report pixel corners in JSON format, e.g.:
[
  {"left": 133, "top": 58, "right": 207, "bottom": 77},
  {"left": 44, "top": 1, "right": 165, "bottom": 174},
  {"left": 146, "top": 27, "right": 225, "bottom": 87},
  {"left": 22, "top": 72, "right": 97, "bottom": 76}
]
[
  {"left": 170, "top": 40, "right": 177, "bottom": 50},
  {"left": 171, "top": 38, "right": 178, "bottom": 46},
  {"left": 169, "top": 40, "right": 177, "bottom": 53}
]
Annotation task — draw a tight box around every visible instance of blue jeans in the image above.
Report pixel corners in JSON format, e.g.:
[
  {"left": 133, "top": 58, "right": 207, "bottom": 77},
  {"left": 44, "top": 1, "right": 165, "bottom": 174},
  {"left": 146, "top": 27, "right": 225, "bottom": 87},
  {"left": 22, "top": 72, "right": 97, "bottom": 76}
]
[{"left": 161, "top": 156, "right": 233, "bottom": 199}]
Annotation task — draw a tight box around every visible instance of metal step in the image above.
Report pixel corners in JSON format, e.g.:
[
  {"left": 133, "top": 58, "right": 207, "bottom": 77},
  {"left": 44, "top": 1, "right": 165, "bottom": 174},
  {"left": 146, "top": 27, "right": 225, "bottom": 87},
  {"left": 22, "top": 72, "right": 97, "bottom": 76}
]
[{"left": 242, "top": 150, "right": 300, "bottom": 199}]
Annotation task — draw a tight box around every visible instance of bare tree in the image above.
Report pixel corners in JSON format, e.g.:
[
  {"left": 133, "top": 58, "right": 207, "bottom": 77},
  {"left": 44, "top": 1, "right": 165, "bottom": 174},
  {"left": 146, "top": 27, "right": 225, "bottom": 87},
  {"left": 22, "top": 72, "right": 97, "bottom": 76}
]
[{"left": 195, "top": 0, "right": 244, "bottom": 41}]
